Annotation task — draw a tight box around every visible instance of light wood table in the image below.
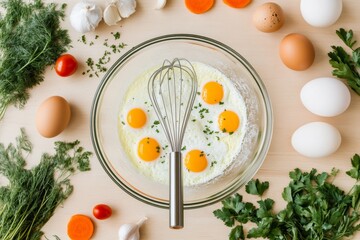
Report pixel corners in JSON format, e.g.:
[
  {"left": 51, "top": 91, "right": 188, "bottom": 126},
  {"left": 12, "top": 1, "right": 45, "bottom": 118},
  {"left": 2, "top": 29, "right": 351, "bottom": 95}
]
[{"left": 1, "top": 0, "right": 360, "bottom": 239}]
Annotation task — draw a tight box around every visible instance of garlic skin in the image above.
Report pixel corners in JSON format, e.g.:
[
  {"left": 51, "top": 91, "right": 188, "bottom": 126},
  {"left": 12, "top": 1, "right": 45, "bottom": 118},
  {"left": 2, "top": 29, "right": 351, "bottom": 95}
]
[
  {"left": 117, "top": 0, "right": 137, "bottom": 18},
  {"left": 118, "top": 217, "right": 147, "bottom": 240},
  {"left": 70, "top": 1, "right": 103, "bottom": 34},
  {"left": 104, "top": 2, "right": 122, "bottom": 26},
  {"left": 155, "top": 0, "right": 167, "bottom": 9}
]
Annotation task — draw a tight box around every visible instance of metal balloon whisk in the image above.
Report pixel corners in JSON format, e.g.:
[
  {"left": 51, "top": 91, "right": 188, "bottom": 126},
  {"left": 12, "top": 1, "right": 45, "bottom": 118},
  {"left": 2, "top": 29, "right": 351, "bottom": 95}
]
[{"left": 148, "top": 58, "right": 197, "bottom": 229}]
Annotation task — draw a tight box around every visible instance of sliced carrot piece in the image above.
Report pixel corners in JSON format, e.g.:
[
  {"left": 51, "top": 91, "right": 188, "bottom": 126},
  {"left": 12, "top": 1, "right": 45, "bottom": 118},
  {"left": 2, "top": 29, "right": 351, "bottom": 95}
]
[
  {"left": 185, "top": 0, "right": 215, "bottom": 14},
  {"left": 67, "top": 214, "right": 94, "bottom": 240},
  {"left": 223, "top": 0, "right": 251, "bottom": 8}
]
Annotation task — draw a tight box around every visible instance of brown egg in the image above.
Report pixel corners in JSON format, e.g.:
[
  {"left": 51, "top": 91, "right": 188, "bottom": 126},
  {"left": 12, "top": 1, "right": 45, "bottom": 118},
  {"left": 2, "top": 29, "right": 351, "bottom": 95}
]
[
  {"left": 279, "top": 33, "right": 315, "bottom": 71},
  {"left": 253, "top": 2, "right": 284, "bottom": 33},
  {"left": 36, "top": 96, "right": 71, "bottom": 138}
]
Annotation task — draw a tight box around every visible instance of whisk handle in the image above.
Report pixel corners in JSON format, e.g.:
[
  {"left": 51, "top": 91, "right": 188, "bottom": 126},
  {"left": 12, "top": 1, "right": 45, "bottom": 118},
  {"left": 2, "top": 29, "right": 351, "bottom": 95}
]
[{"left": 169, "top": 151, "right": 183, "bottom": 229}]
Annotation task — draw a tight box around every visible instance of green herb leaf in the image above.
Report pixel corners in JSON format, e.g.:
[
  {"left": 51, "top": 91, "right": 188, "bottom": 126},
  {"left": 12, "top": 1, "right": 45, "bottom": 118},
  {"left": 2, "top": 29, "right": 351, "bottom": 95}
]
[
  {"left": 347, "top": 154, "right": 360, "bottom": 180},
  {"left": 245, "top": 179, "right": 269, "bottom": 196},
  {"left": 229, "top": 225, "right": 245, "bottom": 240},
  {"left": 328, "top": 28, "right": 360, "bottom": 95},
  {"left": 336, "top": 28, "right": 357, "bottom": 49}
]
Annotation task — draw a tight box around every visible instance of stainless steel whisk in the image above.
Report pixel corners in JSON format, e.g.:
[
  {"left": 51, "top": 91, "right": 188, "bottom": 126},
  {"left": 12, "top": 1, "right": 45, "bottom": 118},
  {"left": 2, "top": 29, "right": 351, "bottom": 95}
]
[{"left": 148, "top": 58, "right": 197, "bottom": 229}]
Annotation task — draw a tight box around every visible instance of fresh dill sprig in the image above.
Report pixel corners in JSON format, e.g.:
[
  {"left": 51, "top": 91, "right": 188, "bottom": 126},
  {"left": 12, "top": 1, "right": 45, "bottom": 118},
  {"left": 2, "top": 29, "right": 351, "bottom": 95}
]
[
  {"left": 0, "top": 0, "right": 71, "bottom": 120},
  {"left": 0, "top": 129, "right": 91, "bottom": 240}
]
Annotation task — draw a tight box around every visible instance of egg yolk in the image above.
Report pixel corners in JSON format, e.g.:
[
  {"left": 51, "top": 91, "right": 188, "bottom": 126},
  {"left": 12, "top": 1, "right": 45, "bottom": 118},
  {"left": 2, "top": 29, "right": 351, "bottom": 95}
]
[
  {"left": 127, "top": 108, "right": 147, "bottom": 128},
  {"left": 138, "top": 137, "right": 160, "bottom": 161},
  {"left": 218, "top": 110, "right": 240, "bottom": 134},
  {"left": 185, "top": 150, "right": 208, "bottom": 172},
  {"left": 202, "top": 81, "right": 224, "bottom": 104}
]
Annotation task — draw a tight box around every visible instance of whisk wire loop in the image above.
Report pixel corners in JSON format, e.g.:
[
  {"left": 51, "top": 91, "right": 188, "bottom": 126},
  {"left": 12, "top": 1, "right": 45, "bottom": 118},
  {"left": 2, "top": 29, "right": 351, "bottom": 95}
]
[{"left": 148, "top": 58, "right": 197, "bottom": 152}]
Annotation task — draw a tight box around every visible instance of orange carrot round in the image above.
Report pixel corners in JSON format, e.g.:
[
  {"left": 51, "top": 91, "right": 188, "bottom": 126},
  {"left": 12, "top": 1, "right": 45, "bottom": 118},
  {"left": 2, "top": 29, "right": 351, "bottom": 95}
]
[
  {"left": 223, "top": 0, "right": 251, "bottom": 8},
  {"left": 185, "top": 0, "right": 215, "bottom": 14},
  {"left": 67, "top": 214, "right": 94, "bottom": 240}
]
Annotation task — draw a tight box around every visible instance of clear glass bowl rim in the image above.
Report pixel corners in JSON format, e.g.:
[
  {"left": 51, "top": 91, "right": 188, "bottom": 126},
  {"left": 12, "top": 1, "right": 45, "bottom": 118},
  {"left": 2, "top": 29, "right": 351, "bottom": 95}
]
[{"left": 90, "top": 34, "right": 273, "bottom": 209}]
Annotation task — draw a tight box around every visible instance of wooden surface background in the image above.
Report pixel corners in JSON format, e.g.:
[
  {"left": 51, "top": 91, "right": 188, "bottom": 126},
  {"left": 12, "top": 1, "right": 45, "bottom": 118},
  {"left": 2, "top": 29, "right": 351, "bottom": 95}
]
[{"left": 0, "top": 0, "right": 360, "bottom": 239}]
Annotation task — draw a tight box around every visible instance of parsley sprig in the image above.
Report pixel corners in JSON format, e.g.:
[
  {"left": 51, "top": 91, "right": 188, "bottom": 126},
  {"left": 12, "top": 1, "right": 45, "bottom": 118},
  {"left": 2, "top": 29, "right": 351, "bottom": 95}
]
[
  {"left": 214, "top": 154, "right": 360, "bottom": 240},
  {"left": 328, "top": 28, "right": 360, "bottom": 95}
]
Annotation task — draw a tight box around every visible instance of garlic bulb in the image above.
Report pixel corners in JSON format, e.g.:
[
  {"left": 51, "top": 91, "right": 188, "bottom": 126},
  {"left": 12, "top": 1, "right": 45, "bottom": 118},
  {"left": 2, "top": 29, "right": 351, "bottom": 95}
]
[
  {"left": 118, "top": 217, "right": 147, "bottom": 240},
  {"left": 104, "top": 2, "right": 122, "bottom": 26},
  {"left": 155, "top": 0, "right": 167, "bottom": 9},
  {"left": 70, "top": 1, "right": 103, "bottom": 34},
  {"left": 117, "top": 0, "right": 137, "bottom": 18}
]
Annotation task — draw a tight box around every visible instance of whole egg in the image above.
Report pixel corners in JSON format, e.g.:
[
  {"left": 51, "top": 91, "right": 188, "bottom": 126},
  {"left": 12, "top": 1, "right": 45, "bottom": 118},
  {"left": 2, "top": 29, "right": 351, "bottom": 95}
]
[
  {"left": 300, "top": 77, "right": 351, "bottom": 117},
  {"left": 300, "top": 0, "right": 342, "bottom": 27}
]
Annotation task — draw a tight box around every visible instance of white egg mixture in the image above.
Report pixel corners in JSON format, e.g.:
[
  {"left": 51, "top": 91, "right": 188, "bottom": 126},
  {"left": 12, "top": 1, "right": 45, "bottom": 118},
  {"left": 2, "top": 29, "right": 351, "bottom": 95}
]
[{"left": 118, "top": 62, "right": 247, "bottom": 186}]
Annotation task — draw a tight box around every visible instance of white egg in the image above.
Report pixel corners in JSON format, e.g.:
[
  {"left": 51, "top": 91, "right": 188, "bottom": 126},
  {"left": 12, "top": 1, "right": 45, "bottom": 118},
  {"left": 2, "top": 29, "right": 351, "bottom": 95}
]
[
  {"left": 118, "top": 62, "right": 247, "bottom": 186},
  {"left": 291, "top": 122, "right": 341, "bottom": 158},
  {"left": 300, "top": 77, "right": 350, "bottom": 117},
  {"left": 300, "top": 0, "right": 342, "bottom": 27}
]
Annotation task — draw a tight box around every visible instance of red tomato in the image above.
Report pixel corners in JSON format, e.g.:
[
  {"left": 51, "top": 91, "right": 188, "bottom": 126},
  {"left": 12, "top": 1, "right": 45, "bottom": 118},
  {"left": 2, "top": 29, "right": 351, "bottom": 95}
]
[
  {"left": 55, "top": 54, "right": 78, "bottom": 77},
  {"left": 93, "top": 204, "right": 112, "bottom": 220}
]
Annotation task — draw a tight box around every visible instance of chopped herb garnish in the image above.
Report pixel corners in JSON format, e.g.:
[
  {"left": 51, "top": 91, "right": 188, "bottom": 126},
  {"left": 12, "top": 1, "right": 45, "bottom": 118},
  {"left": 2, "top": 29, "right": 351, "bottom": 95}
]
[
  {"left": 181, "top": 146, "right": 186, "bottom": 151},
  {"left": 210, "top": 161, "right": 218, "bottom": 167},
  {"left": 80, "top": 33, "right": 127, "bottom": 78}
]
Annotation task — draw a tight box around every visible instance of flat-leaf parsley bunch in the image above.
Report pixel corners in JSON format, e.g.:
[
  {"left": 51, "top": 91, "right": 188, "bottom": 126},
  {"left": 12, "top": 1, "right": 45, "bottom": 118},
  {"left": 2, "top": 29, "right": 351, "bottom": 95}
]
[{"left": 214, "top": 154, "right": 360, "bottom": 240}]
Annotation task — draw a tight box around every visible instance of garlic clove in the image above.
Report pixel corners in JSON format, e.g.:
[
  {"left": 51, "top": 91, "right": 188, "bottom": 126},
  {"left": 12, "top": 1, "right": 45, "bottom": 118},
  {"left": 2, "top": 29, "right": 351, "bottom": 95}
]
[
  {"left": 70, "top": 1, "right": 103, "bottom": 33},
  {"left": 155, "top": 0, "right": 167, "bottom": 9},
  {"left": 104, "top": 3, "right": 122, "bottom": 26},
  {"left": 117, "top": 0, "right": 137, "bottom": 18},
  {"left": 118, "top": 217, "right": 147, "bottom": 240}
]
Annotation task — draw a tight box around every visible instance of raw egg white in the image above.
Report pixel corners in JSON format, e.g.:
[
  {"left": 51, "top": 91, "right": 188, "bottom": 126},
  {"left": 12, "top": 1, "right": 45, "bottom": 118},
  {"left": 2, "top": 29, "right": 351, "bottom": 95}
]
[{"left": 118, "top": 62, "right": 247, "bottom": 186}]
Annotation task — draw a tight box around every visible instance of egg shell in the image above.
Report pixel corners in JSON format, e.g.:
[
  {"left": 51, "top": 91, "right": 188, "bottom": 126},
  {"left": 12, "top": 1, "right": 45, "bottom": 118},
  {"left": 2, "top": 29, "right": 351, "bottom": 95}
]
[
  {"left": 291, "top": 122, "right": 341, "bottom": 158},
  {"left": 279, "top": 33, "right": 315, "bottom": 71},
  {"left": 36, "top": 96, "right": 71, "bottom": 138},
  {"left": 300, "top": 0, "right": 342, "bottom": 27},
  {"left": 253, "top": 2, "right": 284, "bottom": 33},
  {"left": 301, "top": 77, "right": 351, "bottom": 117}
]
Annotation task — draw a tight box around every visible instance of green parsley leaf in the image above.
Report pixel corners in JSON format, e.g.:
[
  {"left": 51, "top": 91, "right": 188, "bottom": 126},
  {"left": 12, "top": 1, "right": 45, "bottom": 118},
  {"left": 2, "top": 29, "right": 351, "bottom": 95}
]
[
  {"left": 229, "top": 225, "right": 245, "bottom": 240},
  {"left": 328, "top": 28, "right": 360, "bottom": 95},
  {"left": 245, "top": 179, "right": 269, "bottom": 196},
  {"left": 347, "top": 153, "right": 360, "bottom": 180}
]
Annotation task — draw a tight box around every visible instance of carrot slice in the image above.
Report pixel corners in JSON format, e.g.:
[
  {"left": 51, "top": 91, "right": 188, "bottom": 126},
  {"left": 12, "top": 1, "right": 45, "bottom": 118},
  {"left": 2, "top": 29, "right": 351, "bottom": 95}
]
[
  {"left": 223, "top": 0, "right": 251, "bottom": 8},
  {"left": 185, "top": 0, "right": 215, "bottom": 14},
  {"left": 67, "top": 214, "right": 94, "bottom": 240}
]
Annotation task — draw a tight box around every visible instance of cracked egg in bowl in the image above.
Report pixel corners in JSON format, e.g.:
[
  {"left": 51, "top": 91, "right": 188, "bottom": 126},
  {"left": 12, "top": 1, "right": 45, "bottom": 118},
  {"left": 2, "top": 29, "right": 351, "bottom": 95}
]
[{"left": 91, "top": 34, "right": 273, "bottom": 209}]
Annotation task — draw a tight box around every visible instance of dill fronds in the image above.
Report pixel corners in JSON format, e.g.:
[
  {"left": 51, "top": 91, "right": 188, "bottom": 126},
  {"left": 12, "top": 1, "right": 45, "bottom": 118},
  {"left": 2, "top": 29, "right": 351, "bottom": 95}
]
[
  {"left": 0, "top": 129, "right": 91, "bottom": 240},
  {"left": 0, "top": 0, "right": 71, "bottom": 120}
]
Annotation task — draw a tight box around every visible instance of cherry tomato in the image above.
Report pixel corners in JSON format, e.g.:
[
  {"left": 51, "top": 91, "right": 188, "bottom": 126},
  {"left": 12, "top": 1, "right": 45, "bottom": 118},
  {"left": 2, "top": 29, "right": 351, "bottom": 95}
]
[
  {"left": 93, "top": 204, "right": 112, "bottom": 220},
  {"left": 55, "top": 54, "right": 78, "bottom": 77}
]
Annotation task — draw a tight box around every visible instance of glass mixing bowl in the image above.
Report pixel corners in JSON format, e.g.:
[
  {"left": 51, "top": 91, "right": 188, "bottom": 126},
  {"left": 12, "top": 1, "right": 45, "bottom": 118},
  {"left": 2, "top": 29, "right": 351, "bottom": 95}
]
[{"left": 91, "top": 34, "right": 273, "bottom": 209}]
